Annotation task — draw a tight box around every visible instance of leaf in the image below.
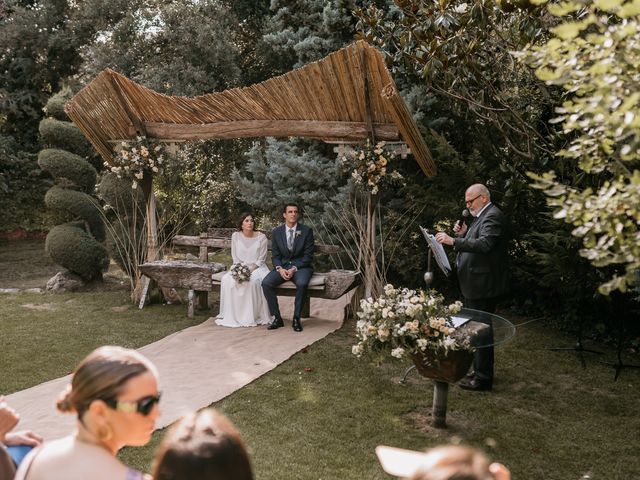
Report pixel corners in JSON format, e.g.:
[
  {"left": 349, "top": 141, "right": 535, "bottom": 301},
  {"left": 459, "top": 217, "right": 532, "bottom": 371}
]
[
  {"left": 551, "top": 18, "right": 592, "bottom": 39},
  {"left": 547, "top": 1, "right": 582, "bottom": 16},
  {"left": 593, "top": 0, "right": 624, "bottom": 12}
]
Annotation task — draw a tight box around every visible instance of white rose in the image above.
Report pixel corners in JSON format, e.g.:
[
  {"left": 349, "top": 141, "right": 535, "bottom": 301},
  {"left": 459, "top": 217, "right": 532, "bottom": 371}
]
[{"left": 391, "top": 347, "right": 405, "bottom": 359}]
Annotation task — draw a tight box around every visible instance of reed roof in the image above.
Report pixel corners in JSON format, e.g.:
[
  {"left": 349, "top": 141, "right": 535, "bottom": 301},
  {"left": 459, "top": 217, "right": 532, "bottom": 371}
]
[{"left": 65, "top": 40, "right": 435, "bottom": 177}]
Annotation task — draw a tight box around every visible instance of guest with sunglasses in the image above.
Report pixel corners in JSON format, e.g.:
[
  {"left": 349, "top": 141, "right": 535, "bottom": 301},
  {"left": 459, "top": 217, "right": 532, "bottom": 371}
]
[
  {"left": 15, "top": 346, "right": 161, "bottom": 480},
  {"left": 435, "top": 184, "right": 510, "bottom": 392},
  {"left": 151, "top": 408, "right": 253, "bottom": 480}
]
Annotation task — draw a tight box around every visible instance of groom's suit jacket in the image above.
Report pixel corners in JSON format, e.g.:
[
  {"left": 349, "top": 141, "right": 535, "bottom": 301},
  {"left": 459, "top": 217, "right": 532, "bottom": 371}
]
[
  {"left": 271, "top": 223, "right": 314, "bottom": 271},
  {"left": 453, "top": 203, "right": 509, "bottom": 301}
]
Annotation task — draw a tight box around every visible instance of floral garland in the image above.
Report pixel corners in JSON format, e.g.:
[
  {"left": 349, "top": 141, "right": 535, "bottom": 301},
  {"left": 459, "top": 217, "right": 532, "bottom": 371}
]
[
  {"left": 340, "top": 139, "right": 405, "bottom": 195},
  {"left": 108, "top": 136, "right": 165, "bottom": 189},
  {"left": 352, "top": 285, "right": 472, "bottom": 361}
]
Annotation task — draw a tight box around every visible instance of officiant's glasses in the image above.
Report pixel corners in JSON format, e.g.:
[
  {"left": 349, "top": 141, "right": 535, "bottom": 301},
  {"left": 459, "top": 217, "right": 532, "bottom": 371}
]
[
  {"left": 104, "top": 392, "right": 162, "bottom": 416},
  {"left": 465, "top": 194, "right": 482, "bottom": 206}
]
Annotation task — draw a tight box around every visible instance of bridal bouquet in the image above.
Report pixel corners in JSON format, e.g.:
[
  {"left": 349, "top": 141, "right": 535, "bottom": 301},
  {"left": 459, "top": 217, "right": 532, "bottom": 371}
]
[
  {"left": 229, "top": 262, "right": 251, "bottom": 284},
  {"left": 352, "top": 285, "right": 472, "bottom": 362}
]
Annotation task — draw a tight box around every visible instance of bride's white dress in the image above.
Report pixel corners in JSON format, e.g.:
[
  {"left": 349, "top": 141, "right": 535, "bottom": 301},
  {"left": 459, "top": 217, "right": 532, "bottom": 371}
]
[{"left": 215, "top": 231, "right": 271, "bottom": 327}]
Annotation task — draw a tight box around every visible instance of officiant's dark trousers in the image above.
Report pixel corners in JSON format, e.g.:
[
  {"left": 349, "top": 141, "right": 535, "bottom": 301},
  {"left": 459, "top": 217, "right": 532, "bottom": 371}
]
[
  {"left": 464, "top": 297, "right": 497, "bottom": 384},
  {"left": 262, "top": 267, "right": 313, "bottom": 319}
]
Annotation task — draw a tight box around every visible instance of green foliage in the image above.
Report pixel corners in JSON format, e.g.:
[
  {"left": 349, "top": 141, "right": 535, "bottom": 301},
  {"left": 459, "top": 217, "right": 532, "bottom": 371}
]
[
  {"left": 154, "top": 140, "right": 247, "bottom": 232},
  {"left": 0, "top": 135, "right": 52, "bottom": 232},
  {"left": 97, "top": 173, "right": 146, "bottom": 277},
  {"left": 78, "top": 0, "right": 250, "bottom": 95},
  {"left": 98, "top": 172, "right": 145, "bottom": 216},
  {"left": 44, "top": 186, "right": 105, "bottom": 242},
  {"left": 45, "top": 222, "right": 109, "bottom": 281},
  {"left": 235, "top": 138, "right": 350, "bottom": 223},
  {"left": 0, "top": 0, "right": 137, "bottom": 149},
  {"left": 43, "top": 88, "right": 72, "bottom": 121},
  {"left": 263, "top": 0, "right": 362, "bottom": 69},
  {"left": 38, "top": 118, "right": 95, "bottom": 160},
  {"left": 520, "top": 1, "right": 640, "bottom": 294},
  {"left": 38, "top": 148, "right": 97, "bottom": 193}
]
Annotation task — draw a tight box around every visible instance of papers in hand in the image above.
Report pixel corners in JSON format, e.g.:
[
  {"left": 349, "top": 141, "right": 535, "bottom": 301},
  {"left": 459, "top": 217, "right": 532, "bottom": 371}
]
[{"left": 419, "top": 226, "right": 451, "bottom": 276}]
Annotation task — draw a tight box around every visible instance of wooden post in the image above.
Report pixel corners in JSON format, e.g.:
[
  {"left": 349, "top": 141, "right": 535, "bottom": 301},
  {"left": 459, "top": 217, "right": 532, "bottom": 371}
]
[
  {"left": 196, "top": 233, "right": 209, "bottom": 310},
  {"left": 133, "top": 172, "right": 159, "bottom": 305}
]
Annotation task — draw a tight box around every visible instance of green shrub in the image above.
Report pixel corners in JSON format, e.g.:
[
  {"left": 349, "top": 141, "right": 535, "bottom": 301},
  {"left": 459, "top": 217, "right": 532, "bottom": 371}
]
[
  {"left": 44, "top": 186, "right": 105, "bottom": 242},
  {"left": 43, "top": 89, "right": 72, "bottom": 122},
  {"left": 97, "top": 172, "right": 145, "bottom": 214},
  {"left": 45, "top": 222, "right": 109, "bottom": 281},
  {"left": 38, "top": 148, "right": 97, "bottom": 193},
  {"left": 39, "top": 118, "right": 94, "bottom": 159}
]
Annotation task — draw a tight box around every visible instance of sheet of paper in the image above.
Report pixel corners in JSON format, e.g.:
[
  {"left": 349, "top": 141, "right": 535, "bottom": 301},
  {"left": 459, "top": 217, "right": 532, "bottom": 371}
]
[
  {"left": 419, "top": 226, "right": 451, "bottom": 276},
  {"left": 450, "top": 315, "right": 471, "bottom": 327}
]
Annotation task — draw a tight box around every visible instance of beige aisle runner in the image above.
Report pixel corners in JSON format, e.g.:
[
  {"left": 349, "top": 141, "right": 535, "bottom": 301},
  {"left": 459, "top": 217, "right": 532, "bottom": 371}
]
[{"left": 7, "top": 294, "right": 352, "bottom": 441}]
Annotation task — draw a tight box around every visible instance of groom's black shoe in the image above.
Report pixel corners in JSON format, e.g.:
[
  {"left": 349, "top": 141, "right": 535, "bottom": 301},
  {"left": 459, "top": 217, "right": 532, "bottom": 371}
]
[
  {"left": 267, "top": 316, "right": 284, "bottom": 330},
  {"left": 292, "top": 317, "right": 303, "bottom": 332}
]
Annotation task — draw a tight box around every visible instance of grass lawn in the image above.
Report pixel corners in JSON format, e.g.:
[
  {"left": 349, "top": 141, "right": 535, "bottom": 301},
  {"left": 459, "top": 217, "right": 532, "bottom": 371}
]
[{"left": 1, "top": 239, "right": 639, "bottom": 479}]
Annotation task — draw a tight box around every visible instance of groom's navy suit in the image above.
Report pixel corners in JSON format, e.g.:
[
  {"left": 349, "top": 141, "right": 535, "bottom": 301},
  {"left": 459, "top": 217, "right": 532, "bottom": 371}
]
[{"left": 262, "top": 223, "right": 314, "bottom": 320}]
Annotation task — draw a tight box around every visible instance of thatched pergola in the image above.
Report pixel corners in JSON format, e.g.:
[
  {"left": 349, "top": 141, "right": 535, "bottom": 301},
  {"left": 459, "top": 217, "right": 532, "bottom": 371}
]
[{"left": 65, "top": 40, "right": 435, "bottom": 178}]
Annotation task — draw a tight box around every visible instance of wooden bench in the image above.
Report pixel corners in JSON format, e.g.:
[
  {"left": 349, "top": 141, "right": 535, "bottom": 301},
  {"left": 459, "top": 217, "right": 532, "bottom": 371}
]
[{"left": 139, "top": 229, "right": 360, "bottom": 318}]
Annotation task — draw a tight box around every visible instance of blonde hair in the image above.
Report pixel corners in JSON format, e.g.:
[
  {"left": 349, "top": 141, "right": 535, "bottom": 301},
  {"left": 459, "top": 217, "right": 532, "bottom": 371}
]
[
  {"left": 152, "top": 409, "right": 253, "bottom": 480},
  {"left": 56, "top": 346, "right": 156, "bottom": 418},
  {"left": 411, "top": 445, "right": 494, "bottom": 480}
]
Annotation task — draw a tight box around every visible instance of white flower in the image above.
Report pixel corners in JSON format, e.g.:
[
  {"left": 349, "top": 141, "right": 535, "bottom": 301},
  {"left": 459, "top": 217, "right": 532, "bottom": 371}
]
[
  {"left": 454, "top": 2, "right": 468, "bottom": 13},
  {"left": 391, "top": 347, "right": 405, "bottom": 358},
  {"left": 352, "top": 344, "right": 363, "bottom": 356}
]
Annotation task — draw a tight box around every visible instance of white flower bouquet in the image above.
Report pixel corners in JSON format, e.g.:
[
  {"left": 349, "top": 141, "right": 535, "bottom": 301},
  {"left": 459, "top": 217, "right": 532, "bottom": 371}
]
[
  {"left": 229, "top": 262, "right": 251, "bottom": 284},
  {"left": 352, "top": 285, "right": 472, "bottom": 363},
  {"left": 108, "top": 135, "right": 165, "bottom": 189}
]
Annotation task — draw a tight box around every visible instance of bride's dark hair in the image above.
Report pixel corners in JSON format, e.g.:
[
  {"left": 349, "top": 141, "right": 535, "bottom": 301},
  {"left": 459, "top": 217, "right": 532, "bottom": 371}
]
[{"left": 236, "top": 213, "right": 256, "bottom": 231}]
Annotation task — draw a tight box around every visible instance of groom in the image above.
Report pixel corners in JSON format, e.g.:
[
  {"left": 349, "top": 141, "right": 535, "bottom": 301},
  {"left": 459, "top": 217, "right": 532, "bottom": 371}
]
[{"left": 262, "top": 202, "right": 314, "bottom": 332}]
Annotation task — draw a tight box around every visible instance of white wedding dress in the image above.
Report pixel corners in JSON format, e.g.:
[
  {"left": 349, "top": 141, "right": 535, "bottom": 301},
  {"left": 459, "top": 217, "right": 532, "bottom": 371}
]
[{"left": 216, "top": 231, "right": 271, "bottom": 327}]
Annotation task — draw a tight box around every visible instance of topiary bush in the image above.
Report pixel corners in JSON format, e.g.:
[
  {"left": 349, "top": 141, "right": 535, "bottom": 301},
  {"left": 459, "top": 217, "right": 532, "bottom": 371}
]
[
  {"left": 38, "top": 149, "right": 97, "bottom": 193},
  {"left": 45, "top": 222, "right": 109, "bottom": 281},
  {"left": 39, "top": 91, "right": 108, "bottom": 282}
]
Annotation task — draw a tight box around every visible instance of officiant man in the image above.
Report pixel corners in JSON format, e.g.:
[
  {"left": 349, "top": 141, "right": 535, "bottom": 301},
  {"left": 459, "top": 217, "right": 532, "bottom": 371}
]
[
  {"left": 262, "top": 202, "right": 314, "bottom": 332},
  {"left": 435, "top": 184, "right": 509, "bottom": 391}
]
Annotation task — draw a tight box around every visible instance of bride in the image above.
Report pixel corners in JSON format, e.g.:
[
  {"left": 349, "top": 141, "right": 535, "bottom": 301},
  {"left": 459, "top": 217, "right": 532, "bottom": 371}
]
[{"left": 215, "top": 213, "right": 271, "bottom": 327}]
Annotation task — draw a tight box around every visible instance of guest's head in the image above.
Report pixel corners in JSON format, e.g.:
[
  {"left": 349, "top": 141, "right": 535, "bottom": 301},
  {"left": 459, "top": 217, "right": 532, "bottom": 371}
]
[
  {"left": 237, "top": 213, "right": 256, "bottom": 232},
  {"left": 152, "top": 409, "right": 253, "bottom": 480},
  {"left": 56, "top": 346, "right": 161, "bottom": 453},
  {"left": 376, "top": 445, "right": 510, "bottom": 480}
]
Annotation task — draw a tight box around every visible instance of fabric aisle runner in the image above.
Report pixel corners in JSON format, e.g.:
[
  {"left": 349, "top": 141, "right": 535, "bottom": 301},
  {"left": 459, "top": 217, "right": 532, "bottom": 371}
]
[{"left": 7, "top": 294, "right": 352, "bottom": 440}]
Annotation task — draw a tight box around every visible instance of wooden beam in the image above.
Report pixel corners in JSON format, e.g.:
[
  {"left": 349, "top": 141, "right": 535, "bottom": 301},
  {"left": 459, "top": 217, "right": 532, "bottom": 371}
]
[{"left": 142, "top": 120, "right": 400, "bottom": 142}]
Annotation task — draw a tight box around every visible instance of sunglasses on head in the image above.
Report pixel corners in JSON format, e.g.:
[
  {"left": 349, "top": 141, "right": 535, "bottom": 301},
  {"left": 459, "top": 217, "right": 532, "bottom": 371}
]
[{"left": 104, "top": 392, "right": 161, "bottom": 416}]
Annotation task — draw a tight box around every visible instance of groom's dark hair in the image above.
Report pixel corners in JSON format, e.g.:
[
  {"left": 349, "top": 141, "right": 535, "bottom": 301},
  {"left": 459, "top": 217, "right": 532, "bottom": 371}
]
[{"left": 282, "top": 202, "right": 300, "bottom": 214}]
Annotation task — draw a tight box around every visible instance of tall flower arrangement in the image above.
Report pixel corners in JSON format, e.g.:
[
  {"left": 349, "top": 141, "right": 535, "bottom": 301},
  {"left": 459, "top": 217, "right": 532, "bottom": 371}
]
[
  {"left": 352, "top": 284, "right": 472, "bottom": 362},
  {"left": 109, "top": 136, "right": 165, "bottom": 189},
  {"left": 338, "top": 139, "right": 406, "bottom": 297}
]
